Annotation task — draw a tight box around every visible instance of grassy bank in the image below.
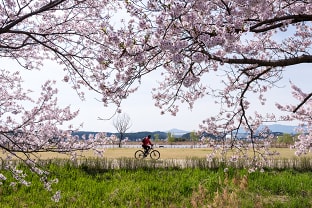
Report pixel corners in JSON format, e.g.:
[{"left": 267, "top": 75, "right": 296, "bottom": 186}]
[{"left": 0, "top": 159, "right": 312, "bottom": 207}]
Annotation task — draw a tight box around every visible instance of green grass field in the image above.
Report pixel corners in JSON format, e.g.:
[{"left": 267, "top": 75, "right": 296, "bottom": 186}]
[
  {"left": 0, "top": 160, "right": 311, "bottom": 208},
  {"left": 0, "top": 147, "right": 311, "bottom": 207}
]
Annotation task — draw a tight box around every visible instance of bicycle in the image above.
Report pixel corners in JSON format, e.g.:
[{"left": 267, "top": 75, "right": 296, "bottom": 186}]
[{"left": 134, "top": 146, "right": 160, "bottom": 160}]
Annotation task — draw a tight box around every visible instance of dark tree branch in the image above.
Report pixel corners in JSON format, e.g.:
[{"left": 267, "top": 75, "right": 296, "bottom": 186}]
[
  {"left": 0, "top": 0, "right": 67, "bottom": 34},
  {"left": 293, "top": 93, "right": 312, "bottom": 113},
  {"left": 225, "top": 55, "right": 312, "bottom": 67},
  {"left": 249, "top": 14, "right": 312, "bottom": 33}
]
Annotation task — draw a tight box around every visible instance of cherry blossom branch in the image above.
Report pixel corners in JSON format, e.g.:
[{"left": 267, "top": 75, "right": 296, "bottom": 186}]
[{"left": 293, "top": 92, "right": 312, "bottom": 113}]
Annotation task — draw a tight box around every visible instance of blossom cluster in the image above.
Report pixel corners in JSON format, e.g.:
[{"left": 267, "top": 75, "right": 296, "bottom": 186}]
[
  {"left": 0, "top": 70, "right": 110, "bottom": 201},
  {"left": 97, "top": 0, "right": 311, "bottom": 166},
  {"left": 0, "top": 0, "right": 311, "bottom": 186}
]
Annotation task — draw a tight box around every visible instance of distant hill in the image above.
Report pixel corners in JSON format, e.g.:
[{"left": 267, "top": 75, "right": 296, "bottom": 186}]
[
  {"left": 123, "top": 131, "right": 168, "bottom": 141},
  {"left": 235, "top": 124, "right": 297, "bottom": 134},
  {"left": 72, "top": 131, "right": 168, "bottom": 141},
  {"left": 263, "top": 124, "right": 297, "bottom": 134},
  {"left": 167, "top": 128, "right": 190, "bottom": 136},
  {"left": 71, "top": 124, "right": 299, "bottom": 141}
]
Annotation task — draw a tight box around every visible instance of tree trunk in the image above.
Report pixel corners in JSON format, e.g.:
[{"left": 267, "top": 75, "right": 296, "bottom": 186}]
[{"left": 119, "top": 133, "right": 123, "bottom": 148}]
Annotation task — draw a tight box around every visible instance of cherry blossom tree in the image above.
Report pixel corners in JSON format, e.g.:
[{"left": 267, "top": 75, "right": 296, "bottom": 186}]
[
  {"left": 1, "top": 0, "right": 312, "bottom": 188},
  {"left": 96, "top": 0, "right": 312, "bottom": 166},
  {"left": 0, "top": 70, "right": 108, "bottom": 200},
  {"left": 1, "top": 0, "right": 117, "bottom": 200},
  {"left": 0, "top": 0, "right": 123, "bottom": 102}
]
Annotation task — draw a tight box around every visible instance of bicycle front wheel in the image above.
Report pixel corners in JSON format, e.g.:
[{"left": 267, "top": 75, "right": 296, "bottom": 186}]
[
  {"left": 135, "top": 150, "right": 145, "bottom": 159},
  {"left": 150, "top": 150, "right": 160, "bottom": 160}
]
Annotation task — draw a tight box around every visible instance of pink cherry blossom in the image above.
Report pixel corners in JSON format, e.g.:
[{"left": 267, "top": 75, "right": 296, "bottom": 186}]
[{"left": 0, "top": 0, "right": 311, "bottom": 190}]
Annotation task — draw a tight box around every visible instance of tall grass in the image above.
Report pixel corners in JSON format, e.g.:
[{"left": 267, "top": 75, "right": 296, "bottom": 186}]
[
  {"left": 32, "top": 156, "right": 312, "bottom": 171},
  {"left": 0, "top": 159, "right": 312, "bottom": 207}
]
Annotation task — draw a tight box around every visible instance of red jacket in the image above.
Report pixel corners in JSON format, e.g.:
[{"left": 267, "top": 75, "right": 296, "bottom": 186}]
[{"left": 142, "top": 137, "right": 152, "bottom": 146}]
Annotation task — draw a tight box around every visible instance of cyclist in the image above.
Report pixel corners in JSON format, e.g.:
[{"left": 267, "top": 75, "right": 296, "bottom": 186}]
[{"left": 142, "top": 135, "right": 153, "bottom": 156}]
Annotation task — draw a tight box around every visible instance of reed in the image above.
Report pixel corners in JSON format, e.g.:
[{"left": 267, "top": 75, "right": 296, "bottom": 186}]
[{"left": 33, "top": 156, "right": 312, "bottom": 170}]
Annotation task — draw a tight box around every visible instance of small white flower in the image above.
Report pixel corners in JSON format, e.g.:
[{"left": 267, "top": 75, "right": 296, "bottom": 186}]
[
  {"left": 51, "top": 191, "right": 61, "bottom": 202},
  {"left": 0, "top": 173, "right": 7, "bottom": 181},
  {"left": 248, "top": 168, "right": 255, "bottom": 173}
]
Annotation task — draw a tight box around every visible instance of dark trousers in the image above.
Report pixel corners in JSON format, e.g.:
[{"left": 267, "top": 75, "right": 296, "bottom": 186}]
[{"left": 142, "top": 145, "right": 150, "bottom": 154}]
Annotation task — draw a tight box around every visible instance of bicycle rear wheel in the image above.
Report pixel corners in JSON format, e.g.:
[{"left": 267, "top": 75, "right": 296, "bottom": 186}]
[
  {"left": 135, "top": 150, "right": 145, "bottom": 159},
  {"left": 150, "top": 150, "right": 160, "bottom": 160}
]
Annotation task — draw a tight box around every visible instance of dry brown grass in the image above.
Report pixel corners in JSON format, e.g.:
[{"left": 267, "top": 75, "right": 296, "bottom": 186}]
[{"left": 27, "top": 147, "right": 300, "bottom": 160}]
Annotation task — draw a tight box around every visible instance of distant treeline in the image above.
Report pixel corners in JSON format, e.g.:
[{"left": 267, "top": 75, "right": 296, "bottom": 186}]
[
  {"left": 72, "top": 131, "right": 170, "bottom": 141},
  {"left": 71, "top": 131, "right": 286, "bottom": 141}
]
